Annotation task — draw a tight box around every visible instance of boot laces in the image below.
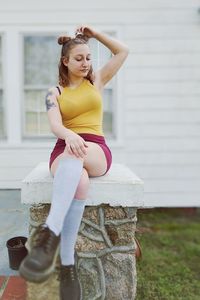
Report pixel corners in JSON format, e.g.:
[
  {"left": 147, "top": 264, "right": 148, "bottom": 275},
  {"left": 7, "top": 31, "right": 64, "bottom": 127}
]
[
  {"left": 70, "top": 267, "right": 75, "bottom": 281},
  {"left": 60, "top": 266, "right": 76, "bottom": 282}
]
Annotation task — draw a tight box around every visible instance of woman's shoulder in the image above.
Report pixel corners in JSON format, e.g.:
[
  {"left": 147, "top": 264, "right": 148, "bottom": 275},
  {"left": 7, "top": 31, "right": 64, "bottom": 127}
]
[
  {"left": 86, "top": 73, "right": 103, "bottom": 93},
  {"left": 48, "top": 85, "right": 63, "bottom": 98}
]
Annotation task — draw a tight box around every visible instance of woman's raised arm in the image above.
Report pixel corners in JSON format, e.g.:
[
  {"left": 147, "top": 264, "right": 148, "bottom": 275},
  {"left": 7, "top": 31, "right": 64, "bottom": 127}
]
[{"left": 75, "top": 25, "right": 129, "bottom": 89}]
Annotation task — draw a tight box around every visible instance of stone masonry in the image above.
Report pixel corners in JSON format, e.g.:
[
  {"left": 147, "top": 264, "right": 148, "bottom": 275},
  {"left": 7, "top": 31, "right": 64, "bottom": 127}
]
[{"left": 27, "top": 203, "right": 137, "bottom": 300}]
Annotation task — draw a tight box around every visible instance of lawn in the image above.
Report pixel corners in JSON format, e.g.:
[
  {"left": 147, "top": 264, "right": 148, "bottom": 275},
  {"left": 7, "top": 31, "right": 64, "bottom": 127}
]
[{"left": 135, "top": 208, "right": 200, "bottom": 300}]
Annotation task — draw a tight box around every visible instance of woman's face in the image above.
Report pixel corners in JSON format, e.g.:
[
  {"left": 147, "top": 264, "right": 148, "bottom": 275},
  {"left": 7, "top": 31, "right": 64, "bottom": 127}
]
[{"left": 64, "top": 44, "right": 92, "bottom": 78}]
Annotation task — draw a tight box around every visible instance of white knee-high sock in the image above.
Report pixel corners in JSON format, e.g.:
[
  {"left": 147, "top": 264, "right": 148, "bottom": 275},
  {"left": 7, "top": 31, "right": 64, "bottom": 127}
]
[
  {"left": 60, "top": 198, "right": 86, "bottom": 266},
  {"left": 46, "top": 158, "right": 83, "bottom": 236}
]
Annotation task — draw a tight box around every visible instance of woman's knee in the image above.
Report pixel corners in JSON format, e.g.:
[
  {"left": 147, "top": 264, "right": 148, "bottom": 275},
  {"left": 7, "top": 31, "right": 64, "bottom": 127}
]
[
  {"left": 74, "top": 168, "right": 89, "bottom": 200},
  {"left": 50, "top": 152, "right": 84, "bottom": 176}
]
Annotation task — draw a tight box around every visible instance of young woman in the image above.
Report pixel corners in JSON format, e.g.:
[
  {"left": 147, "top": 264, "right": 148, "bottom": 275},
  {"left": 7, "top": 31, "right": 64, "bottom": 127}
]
[{"left": 19, "top": 25, "right": 129, "bottom": 300}]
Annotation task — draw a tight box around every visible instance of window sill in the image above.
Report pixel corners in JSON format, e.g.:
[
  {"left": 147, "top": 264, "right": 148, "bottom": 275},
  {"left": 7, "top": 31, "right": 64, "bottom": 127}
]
[{"left": 0, "top": 139, "right": 124, "bottom": 150}]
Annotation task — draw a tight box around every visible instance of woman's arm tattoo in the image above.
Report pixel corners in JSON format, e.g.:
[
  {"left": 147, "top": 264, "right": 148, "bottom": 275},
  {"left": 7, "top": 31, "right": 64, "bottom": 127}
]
[{"left": 45, "top": 91, "right": 57, "bottom": 111}]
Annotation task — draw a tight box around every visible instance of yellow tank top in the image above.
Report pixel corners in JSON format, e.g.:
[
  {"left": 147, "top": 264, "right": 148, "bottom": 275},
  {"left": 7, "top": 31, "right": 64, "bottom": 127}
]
[{"left": 57, "top": 79, "right": 104, "bottom": 136}]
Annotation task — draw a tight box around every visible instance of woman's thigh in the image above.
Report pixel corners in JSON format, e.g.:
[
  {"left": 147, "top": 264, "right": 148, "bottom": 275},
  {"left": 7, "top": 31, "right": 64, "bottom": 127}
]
[
  {"left": 50, "top": 142, "right": 107, "bottom": 177},
  {"left": 83, "top": 142, "right": 107, "bottom": 177}
]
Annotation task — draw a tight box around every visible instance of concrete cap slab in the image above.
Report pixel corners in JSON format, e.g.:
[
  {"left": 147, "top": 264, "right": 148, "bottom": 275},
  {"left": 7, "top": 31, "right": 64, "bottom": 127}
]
[{"left": 21, "top": 162, "right": 144, "bottom": 207}]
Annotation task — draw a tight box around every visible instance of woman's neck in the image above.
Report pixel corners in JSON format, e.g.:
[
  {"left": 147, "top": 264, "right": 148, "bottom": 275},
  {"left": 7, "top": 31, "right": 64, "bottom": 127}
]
[{"left": 68, "top": 76, "right": 84, "bottom": 89}]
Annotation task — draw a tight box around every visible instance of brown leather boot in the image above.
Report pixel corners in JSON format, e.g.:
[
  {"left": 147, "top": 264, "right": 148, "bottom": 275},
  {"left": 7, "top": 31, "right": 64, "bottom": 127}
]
[
  {"left": 19, "top": 224, "right": 60, "bottom": 283},
  {"left": 59, "top": 264, "right": 82, "bottom": 300}
]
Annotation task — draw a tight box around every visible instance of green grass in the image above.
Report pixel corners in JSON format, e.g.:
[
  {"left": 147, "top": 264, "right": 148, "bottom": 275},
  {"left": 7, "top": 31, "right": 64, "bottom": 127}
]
[{"left": 136, "top": 208, "right": 200, "bottom": 300}]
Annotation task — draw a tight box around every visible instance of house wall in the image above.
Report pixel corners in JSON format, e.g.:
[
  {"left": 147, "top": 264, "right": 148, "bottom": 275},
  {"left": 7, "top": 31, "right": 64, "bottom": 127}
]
[{"left": 0, "top": 0, "right": 200, "bottom": 206}]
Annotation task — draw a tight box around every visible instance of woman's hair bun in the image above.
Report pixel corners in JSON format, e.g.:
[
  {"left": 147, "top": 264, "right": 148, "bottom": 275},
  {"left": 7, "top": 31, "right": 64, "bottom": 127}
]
[
  {"left": 75, "top": 33, "right": 89, "bottom": 42},
  {"left": 58, "top": 36, "right": 71, "bottom": 45}
]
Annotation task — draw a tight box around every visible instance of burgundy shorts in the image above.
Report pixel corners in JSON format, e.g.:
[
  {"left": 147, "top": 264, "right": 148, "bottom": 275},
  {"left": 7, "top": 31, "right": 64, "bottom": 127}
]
[{"left": 49, "top": 133, "right": 112, "bottom": 175}]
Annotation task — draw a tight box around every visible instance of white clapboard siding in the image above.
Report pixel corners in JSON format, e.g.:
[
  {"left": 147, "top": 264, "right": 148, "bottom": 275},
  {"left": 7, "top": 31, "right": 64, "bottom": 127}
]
[
  {"left": 145, "top": 179, "right": 200, "bottom": 193},
  {"left": 125, "top": 25, "right": 200, "bottom": 39},
  {"left": 0, "top": 148, "right": 50, "bottom": 189},
  {"left": 127, "top": 53, "right": 200, "bottom": 67},
  {"left": 143, "top": 193, "right": 200, "bottom": 208},
  {"left": 126, "top": 123, "right": 200, "bottom": 138},
  {"left": 1, "top": 0, "right": 200, "bottom": 10},
  {"left": 126, "top": 110, "right": 200, "bottom": 123},
  {"left": 125, "top": 138, "right": 200, "bottom": 152},
  {"left": 127, "top": 152, "right": 200, "bottom": 165},
  {"left": 0, "top": 0, "right": 200, "bottom": 207},
  {"left": 0, "top": 4, "right": 200, "bottom": 25},
  {"left": 124, "top": 0, "right": 200, "bottom": 206},
  {"left": 128, "top": 40, "right": 200, "bottom": 53},
  {"left": 126, "top": 82, "right": 200, "bottom": 95},
  {"left": 126, "top": 68, "right": 200, "bottom": 82},
  {"left": 126, "top": 96, "right": 200, "bottom": 109},
  {"left": 132, "top": 165, "right": 200, "bottom": 180}
]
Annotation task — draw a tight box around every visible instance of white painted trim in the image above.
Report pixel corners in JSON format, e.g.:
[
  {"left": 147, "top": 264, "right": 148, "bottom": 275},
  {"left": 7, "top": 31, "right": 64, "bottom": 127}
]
[
  {"left": 0, "top": 139, "right": 123, "bottom": 150},
  {"left": 4, "top": 29, "right": 22, "bottom": 144},
  {"left": 98, "top": 26, "right": 125, "bottom": 146},
  {"left": 0, "top": 32, "right": 6, "bottom": 138},
  {"left": 20, "top": 32, "right": 25, "bottom": 139}
]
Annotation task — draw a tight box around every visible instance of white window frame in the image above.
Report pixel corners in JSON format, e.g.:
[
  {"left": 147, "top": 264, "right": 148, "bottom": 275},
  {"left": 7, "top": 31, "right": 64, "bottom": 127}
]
[
  {"left": 22, "top": 32, "right": 61, "bottom": 139},
  {"left": 3, "top": 27, "right": 22, "bottom": 145},
  {"left": 0, "top": 32, "right": 6, "bottom": 139},
  {"left": 0, "top": 25, "right": 125, "bottom": 149}
]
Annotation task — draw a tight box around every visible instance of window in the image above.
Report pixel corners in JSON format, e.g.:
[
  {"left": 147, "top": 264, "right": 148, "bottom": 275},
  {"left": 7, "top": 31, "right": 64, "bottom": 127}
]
[
  {"left": 89, "top": 35, "right": 115, "bottom": 138},
  {"left": 0, "top": 36, "right": 5, "bottom": 139},
  {"left": 23, "top": 32, "right": 116, "bottom": 139},
  {"left": 23, "top": 35, "right": 60, "bottom": 137}
]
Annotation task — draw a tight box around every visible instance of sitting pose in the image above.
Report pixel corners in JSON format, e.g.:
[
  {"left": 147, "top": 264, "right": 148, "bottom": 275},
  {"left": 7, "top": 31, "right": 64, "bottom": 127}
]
[{"left": 19, "top": 25, "right": 129, "bottom": 300}]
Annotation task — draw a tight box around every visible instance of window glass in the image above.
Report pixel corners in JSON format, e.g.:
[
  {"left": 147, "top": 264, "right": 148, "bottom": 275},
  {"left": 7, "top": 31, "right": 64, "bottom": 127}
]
[
  {"left": 89, "top": 37, "right": 114, "bottom": 137},
  {"left": 23, "top": 35, "right": 60, "bottom": 137}
]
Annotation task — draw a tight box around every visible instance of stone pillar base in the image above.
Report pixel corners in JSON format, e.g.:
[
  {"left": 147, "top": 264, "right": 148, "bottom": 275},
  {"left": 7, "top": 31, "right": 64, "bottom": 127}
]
[{"left": 27, "top": 204, "right": 137, "bottom": 300}]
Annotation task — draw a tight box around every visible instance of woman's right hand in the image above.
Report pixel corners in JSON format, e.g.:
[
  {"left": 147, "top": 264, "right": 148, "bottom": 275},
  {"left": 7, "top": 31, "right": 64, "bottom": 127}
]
[
  {"left": 75, "top": 25, "right": 97, "bottom": 39},
  {"left": 64, "top": 131, "right": 88, "bottom": 158}
]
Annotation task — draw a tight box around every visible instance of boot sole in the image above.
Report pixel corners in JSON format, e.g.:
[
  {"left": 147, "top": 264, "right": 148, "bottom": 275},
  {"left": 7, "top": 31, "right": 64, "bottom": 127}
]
[{"left": 19, "top": 244, "right": 60, "bottom": 283}]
